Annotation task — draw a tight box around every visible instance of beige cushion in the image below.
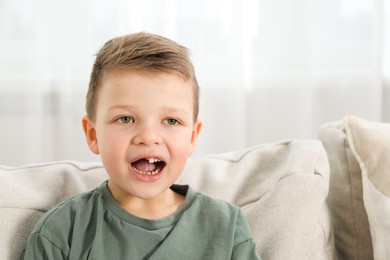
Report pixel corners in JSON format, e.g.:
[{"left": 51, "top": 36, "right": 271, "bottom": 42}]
[
  {"left": 179, "top": 139, "right": 335, "bottom": 260},
  {"left": 319, "top": 116, "right": 375, "bottom": 260},
  {"left": 0, "top": 140, "right": 334, "bottom": 260},
  {"left": 344, "top": 116, "right": 390, "bottom": 260},
  {"left": 0, "top": 162, "right": 108, "bottom": 260}
]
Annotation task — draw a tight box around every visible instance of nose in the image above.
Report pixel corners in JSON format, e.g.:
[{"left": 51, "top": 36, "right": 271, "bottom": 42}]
[{"left": 132, "top": 124, "right": 163, "bottom": 146}]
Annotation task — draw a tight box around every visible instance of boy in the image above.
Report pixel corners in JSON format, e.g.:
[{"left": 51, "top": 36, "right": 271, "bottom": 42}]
[{"left": 22, "top": 32, "right": 260, "bottom": 259}]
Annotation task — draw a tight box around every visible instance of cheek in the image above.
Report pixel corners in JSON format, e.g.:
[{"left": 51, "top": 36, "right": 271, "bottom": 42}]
[
  {"left": 98, "top": 131, "right": 128, "bottom": 157},
  {"left": 170, "top": 131, "right": 195, "bottom": 157}
]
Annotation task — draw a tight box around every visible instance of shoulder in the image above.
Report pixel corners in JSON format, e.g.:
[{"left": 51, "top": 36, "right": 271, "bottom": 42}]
[
  {"left": 181, "top": 187, "right": 255, "bottom": 247},
  {"left": 183, "top": 186, "right": 242, "bottom": 224},
  {"left": 32, "top": 184, "right": 104, "bottom": 235},
  {"left": 194, "top": 190, "right": 252, "bottom": 233},
  {"left": 194, "top": 189, "right": 240, "bottom": 214},
  {"left": 24, "top": 184, "right": 106, "bottom": 258}
]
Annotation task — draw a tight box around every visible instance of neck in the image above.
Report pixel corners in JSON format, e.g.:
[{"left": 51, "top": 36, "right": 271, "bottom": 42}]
[{"left": 112, "top": 187, "right": 185, "bottom": 220}]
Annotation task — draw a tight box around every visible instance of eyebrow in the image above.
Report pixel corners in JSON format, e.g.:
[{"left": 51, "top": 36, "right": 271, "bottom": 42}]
[
  {"left": 160, "top": 107, "right": 189, "bottom": 116},
  {"left": 107, "top": 105, "right": 189, "bottom": 115},
  {"left": 107, "top": 105, "right": 136, "bottom": 111}
]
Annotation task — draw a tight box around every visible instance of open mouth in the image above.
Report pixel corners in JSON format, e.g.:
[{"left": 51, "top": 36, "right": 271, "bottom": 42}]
[{"left": 131, "top": 158, "right": 166, "bottom": 176}]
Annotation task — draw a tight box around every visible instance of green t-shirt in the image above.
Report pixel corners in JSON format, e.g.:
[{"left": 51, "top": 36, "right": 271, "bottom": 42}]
[{"left": 21, "top": 182, "right": 260, "bottom": 259}]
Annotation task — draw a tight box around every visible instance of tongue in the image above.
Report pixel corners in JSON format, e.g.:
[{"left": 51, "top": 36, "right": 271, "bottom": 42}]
[{"left": 132, "top": 159, "right": 157, "bottom": 172}]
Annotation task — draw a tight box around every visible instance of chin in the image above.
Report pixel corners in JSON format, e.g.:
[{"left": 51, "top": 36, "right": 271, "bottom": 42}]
[{"left": 131, "top": 186, "right": 168, "bottom": 200}]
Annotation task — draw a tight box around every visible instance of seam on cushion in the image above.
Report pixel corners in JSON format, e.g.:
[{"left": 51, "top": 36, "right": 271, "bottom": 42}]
[
  {"left": 317, "top": 207, "right": 333, "bottom": 259},
  {"left": 0, "top": 160, "right": 104, "bottom": 172},
  {"left": 313, "top": 147, "right": 328, "bottom": 181},
  {"left": 343, "top": 118, "right": 361, "bottom": 259},
  {"left": 204, "top": 139, "right": 296, "bottom": 162},
  {"left": 313, "top": 145, "right": 334, "bottom": 259},
  {"left": 319, "top": 221, "right": 332, "bottom": 259},
  {"left": 344, "top": 118, "right": 374, "bottom": 260},
  {"left": 0, "top": 207, "right": 46, "bottom": 213},
  {"left": 1, "top": 191, "right": 93, "bottom": 212}
]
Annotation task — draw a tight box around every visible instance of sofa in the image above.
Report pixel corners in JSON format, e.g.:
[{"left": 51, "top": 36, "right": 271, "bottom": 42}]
[{"left": 0, "top": 115, "right": 389, "bottom": 260}]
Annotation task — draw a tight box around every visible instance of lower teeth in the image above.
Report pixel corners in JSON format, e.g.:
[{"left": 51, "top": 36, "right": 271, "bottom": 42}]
[{"left": 133, "top": 167, "right": 160, "bottom": 176}]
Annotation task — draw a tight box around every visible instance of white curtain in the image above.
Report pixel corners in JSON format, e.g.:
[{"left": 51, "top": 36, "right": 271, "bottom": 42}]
[{"left": 0, "top": 0, "right": 389, "bottom": 165}]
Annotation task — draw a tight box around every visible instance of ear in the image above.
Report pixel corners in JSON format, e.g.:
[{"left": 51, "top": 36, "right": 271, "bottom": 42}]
[
  {"left": 188, "top": 119, "right": 202, "bottom": 156},
  {"left": 82, "top": 116, "right": 100, "bottom": 155}
]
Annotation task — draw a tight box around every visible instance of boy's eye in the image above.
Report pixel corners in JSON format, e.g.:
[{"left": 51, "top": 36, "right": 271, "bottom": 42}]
[
  {"left": 116, "top": 116, "right": 134, "bottom": 124},
  {"left": 164, "top": 118, "right": 179, "bottom": 125}
]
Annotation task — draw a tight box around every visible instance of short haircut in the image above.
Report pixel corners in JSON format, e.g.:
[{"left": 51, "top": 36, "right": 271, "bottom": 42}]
[{"left": 86, "top": 32, "right": 199, "bottom": 121}]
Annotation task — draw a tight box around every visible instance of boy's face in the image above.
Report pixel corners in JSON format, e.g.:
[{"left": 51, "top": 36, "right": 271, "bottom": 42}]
[{"left": 83, "top": 71, "right": 201, "bottom": 201}]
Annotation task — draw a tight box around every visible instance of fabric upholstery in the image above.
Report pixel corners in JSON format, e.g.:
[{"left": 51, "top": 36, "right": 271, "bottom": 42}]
[
  {"left": 344, "top": 116, "right": 390, "bottom": 260},
  {"left": 319, "top": 117, "right": 374, "bottom": 260},
  {"left": 0, "top": 139, "right": 333, "bottom": 260}
]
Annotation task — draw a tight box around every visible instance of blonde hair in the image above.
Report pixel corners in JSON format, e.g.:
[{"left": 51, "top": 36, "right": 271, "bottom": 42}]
[{"left": 86, "top": 32, "right": 199, "bottom": 121}]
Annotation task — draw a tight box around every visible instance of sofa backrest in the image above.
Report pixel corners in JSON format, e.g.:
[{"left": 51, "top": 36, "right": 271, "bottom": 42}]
[
  {"left": 319, "top": 119, "right": 374, "bottom": 260},
  {"left": 0, "top": 139, "right": 334, "bottom": 260},
  {"left": 319, "top": 115, "right": 390, "bottom": 260}
]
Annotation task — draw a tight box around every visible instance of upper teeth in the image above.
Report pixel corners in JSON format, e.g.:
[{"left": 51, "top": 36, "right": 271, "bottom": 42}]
[{"left": 148, "top": 158, "right": 160, "bottom": 163}]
